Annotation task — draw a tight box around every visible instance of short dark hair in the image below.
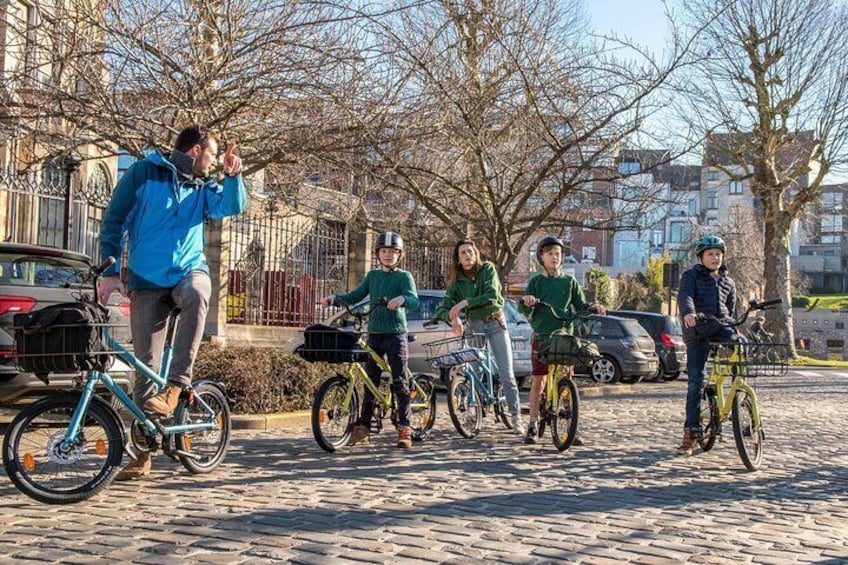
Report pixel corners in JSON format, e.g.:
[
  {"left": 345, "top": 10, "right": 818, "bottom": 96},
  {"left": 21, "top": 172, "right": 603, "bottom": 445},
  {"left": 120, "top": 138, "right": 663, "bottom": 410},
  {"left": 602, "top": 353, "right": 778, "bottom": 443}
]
[{"left": 174, "top": 124, "right": 216, "bottom": 153}]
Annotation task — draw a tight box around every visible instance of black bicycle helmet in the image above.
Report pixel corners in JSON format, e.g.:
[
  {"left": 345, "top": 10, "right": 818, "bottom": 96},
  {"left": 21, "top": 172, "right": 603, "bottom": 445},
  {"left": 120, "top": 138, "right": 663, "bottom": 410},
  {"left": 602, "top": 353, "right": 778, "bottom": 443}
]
[
  {"left": 376, "top": 231, "right": 404, "bottom": 252},
  {"left": 535, "top": 235, "right": 565, "bottom": 264},
  {"left": 695, "top": 235, "right": 726, "bottom": 257}
]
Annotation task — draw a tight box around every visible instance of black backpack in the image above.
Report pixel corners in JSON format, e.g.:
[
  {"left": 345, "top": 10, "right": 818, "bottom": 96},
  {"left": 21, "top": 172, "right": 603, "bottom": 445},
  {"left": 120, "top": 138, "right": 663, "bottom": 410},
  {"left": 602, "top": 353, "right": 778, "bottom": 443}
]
[{"left": 14, "top": 301, "right": 113, "bottom": 379}]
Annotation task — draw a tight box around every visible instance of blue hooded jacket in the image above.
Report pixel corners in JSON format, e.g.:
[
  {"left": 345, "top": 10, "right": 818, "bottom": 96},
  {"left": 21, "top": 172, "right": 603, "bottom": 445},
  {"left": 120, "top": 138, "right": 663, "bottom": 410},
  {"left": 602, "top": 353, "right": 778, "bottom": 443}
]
[
  {"left": 99, "top": 151, "right": 246, "bottom": 290},
  {"left": 677, "top": 263, "right": 736, "bottom": 342}
]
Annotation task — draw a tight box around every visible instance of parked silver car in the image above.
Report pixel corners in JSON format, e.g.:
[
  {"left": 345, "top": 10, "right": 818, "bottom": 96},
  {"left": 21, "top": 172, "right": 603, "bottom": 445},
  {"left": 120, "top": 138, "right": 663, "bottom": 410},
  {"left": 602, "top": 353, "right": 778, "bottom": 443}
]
[
  {"left": 324, "top": 289, "right": 532, "bottom": 385},
  {"left": 0, "top": 243, "right": 133, "bottom": 406}
]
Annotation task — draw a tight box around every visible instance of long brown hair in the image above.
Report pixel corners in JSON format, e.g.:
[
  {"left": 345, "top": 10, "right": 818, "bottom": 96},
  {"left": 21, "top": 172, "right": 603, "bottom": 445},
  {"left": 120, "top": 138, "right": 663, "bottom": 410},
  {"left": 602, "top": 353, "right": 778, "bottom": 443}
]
[{"left": 447, "top": 239, "right": 483, "bottom": 286}]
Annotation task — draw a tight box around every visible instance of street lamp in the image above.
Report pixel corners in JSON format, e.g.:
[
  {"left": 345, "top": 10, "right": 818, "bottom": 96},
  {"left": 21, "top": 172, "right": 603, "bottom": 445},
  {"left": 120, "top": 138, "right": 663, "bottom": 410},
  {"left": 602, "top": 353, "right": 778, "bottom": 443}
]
[{"left": 62, "top": 153, "right": 82, "bottom": 250}]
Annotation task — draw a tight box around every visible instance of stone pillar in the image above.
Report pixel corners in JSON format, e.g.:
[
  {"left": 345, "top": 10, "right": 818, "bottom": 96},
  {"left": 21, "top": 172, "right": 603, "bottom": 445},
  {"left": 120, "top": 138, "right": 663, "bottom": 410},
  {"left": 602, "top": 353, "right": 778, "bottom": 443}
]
[
  {"left": 205, "top": 217, "right": 230, "bottom": 344},
  {"left": 348, "top": 226, "right": 372, "bottom": 289}
]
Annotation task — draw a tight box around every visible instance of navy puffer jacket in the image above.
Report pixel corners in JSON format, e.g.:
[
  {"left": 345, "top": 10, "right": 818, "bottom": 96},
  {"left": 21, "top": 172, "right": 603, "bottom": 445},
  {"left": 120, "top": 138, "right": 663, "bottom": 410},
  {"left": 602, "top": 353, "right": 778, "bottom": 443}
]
[{"left": 677, "top": 263, "right": 736, "bottom": 342}]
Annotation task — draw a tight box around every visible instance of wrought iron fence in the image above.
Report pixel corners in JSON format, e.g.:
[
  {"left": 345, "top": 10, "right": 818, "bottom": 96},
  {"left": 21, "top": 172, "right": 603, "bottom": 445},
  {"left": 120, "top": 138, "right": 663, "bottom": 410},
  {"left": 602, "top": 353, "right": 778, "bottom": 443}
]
[
  {"left": 227, "top": 207, "right": 349, "bottom": 327},
  {"left": 0, "top": 163, "right": 109, "bottom": 258},
  {"left": 371, "top": 243, "right": 453, "bottom": 290}
]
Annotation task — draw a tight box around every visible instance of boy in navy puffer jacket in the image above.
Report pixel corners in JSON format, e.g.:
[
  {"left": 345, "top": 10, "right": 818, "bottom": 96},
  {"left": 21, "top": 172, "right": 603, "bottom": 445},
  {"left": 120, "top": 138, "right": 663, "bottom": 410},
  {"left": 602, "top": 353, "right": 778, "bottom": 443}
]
[{"left": 676, "top": 235, "right": 736, "bottom": 452}]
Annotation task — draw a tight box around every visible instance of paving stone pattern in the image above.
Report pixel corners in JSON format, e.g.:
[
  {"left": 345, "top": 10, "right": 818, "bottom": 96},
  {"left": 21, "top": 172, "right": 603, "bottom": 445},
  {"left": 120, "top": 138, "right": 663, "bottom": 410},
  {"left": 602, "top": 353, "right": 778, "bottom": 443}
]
[{"left": 0, "top": 370, "right": 846, "bottom": 564}]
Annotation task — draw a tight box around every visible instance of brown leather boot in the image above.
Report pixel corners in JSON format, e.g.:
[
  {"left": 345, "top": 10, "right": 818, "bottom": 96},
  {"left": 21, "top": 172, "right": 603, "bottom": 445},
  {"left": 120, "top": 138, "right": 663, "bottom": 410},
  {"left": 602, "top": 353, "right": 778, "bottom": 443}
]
[
  {"left": 349, "top": 425, "right": 371, "bottom": 446},
  {"left": 115, "top": 451, "right": 152, "bottom": 481},
  {"left": 144, "top": 385, "right": 182, "bottom": 416},
  {"left": 677, "top": 430, "right": 698, "bottom": 452},
  {"left": 397, "top": 426, "right": 412, "bottom": 449}
]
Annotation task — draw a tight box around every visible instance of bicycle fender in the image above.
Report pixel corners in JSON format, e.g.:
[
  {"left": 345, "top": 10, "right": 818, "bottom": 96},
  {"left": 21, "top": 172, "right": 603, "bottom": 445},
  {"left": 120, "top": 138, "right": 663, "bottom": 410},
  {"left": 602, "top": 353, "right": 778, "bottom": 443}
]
[{"left": 192, "top": 379, "right": 234, "bottom": 407}]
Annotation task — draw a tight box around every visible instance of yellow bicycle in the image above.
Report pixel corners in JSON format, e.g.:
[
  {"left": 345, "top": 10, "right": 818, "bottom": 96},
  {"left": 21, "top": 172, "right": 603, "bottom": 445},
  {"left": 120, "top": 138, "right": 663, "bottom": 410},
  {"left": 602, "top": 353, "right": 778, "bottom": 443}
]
[
  {"left": 297, "top": 301, "right": 437, "bottom": 452},
  {"left": 697, "top": 299, "right": 789, "bottom": 471}
]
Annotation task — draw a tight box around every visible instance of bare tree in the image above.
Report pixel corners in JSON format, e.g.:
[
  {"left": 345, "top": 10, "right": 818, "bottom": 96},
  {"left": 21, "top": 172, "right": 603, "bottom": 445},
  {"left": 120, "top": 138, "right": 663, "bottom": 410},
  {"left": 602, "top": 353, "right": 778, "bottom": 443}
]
[
  {"left": 0, "top": 0, "right": 372, "bottom": 174},
  {"left": 336, "top": 0, "right": 684, "bottom": 277},
  {"left": 672, "top": 0, "right": 848, "bottom": 354}
]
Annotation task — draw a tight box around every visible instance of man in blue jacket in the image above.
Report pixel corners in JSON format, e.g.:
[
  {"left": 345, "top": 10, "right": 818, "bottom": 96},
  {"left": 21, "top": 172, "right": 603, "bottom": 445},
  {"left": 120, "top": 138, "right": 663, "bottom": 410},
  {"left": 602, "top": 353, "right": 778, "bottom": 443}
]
[{"left": 98, "top": 124, "right": 246, "bottom": 479}]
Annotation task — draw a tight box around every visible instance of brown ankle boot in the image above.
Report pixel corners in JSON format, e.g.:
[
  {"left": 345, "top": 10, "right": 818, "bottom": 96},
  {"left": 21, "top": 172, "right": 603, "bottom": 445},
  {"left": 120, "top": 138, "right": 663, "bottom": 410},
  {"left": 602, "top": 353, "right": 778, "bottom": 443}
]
[
  {"left": 349, "top": 425, "right": 371, "bottom": 446},
  {"left": 677, "top": 430, "right": 698, "bottom": 451},
  {"left": 397, "top": 426, "right": 412, "bottom": 449},
  {"left": 144, "top": 385, "right": 182, "bottom": 416},
  {"left": 115, "top": 451, "right": 152, "bottom": 481}
]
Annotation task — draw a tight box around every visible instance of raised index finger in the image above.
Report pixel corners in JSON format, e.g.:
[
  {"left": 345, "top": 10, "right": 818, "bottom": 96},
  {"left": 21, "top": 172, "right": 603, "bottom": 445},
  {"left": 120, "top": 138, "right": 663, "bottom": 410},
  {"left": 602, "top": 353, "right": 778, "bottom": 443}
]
[{"left": 225, "top": 142, "right": 236, "bottom": 158}]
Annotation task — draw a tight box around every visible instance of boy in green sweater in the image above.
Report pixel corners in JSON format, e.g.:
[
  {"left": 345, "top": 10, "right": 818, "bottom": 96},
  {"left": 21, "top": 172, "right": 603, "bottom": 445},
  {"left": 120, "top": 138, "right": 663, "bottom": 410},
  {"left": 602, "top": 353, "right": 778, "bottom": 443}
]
[
  {"left": 321, "top": 231, "right": 419, "bottom": 448},
  {"left": 519, "top": 235, "right": 605, "bottom": 444}
]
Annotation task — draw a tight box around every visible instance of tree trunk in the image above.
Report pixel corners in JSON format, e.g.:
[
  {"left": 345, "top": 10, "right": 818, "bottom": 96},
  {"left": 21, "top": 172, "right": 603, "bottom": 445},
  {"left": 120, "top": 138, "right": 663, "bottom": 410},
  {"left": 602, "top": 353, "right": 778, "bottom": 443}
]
[{"left": 762, "top": 210, "right": 797, "bottom": 358}]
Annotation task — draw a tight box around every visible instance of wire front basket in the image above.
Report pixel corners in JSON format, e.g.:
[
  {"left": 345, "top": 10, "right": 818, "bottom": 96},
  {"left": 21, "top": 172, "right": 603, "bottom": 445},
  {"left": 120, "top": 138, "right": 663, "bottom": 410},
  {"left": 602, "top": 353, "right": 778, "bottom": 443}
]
[
  {"left": 297, "top": 324, "right": 371, "bottom": 363},
  {"left": 709, "top": 342, "right": 790, "bottom": 378},
  {"left": 424, "top": 334, "right": 486, "bottom": 369}
]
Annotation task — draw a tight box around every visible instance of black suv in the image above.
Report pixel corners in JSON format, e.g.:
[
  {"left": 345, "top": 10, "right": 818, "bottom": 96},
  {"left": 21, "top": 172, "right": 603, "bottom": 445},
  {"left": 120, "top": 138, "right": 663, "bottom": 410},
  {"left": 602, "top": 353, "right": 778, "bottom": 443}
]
[
  {"left": 608, "top": 310, "right": 686, "bottom": 381},
  {"left": 0, "top": 243, "right": 133, "bottom": 406}
]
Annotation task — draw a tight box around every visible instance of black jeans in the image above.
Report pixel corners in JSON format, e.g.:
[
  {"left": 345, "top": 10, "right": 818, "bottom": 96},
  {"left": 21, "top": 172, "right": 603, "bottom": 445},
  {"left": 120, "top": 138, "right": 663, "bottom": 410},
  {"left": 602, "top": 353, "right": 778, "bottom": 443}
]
[{"left": 360, "top": 333, "right": 411, "bottom": 428}]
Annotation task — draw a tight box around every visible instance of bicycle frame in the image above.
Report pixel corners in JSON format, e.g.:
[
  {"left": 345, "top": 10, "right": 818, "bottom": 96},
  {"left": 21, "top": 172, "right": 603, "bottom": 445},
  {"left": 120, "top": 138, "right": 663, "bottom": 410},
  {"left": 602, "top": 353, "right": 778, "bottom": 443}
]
[
  {"left": 707, "top": 346, "right": 761, "bottom": 428},
  {"left": 59, "top": 322, "right": 221, "bottom": 454}
]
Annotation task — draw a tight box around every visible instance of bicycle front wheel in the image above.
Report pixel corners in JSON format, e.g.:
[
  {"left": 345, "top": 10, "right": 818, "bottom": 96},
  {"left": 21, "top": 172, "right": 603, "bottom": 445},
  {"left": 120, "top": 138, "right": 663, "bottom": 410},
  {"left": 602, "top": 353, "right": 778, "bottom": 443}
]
[
  {"left": 2, "top": 394, "right": 124, "bottom": 504},
  {"left": 410, "top": 374, "right": 436, "bottom": 441},
  {"left": 175, "top": 383, "right": 231, "bottom": 474},
  {"left": 698, "top": 386, "right": 720, "bottom": 452},
  {"left": 732, "top": 390, "right": 763, "bottom": 471},
  {"left": 551, "top": 378, "right": 579, "bottom": 452},
  {"left": 312, "top": 374, "right": 358, "bottom": 452},
  {"left": 448, "top": 374, "right": 482, "bottom": 438}
]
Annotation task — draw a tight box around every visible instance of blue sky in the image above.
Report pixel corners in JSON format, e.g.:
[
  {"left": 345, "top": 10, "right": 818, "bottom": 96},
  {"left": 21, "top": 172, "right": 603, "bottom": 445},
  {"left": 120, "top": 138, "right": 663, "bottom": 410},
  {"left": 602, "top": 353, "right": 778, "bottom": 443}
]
[{"left": 586, "top": 0, "right": 670, "bottom": 56}]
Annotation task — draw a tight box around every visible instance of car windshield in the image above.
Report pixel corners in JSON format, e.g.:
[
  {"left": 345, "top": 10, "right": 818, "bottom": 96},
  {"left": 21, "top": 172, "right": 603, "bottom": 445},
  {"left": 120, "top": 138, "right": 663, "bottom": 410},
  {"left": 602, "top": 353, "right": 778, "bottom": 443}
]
[
  {"left": 0, "top": 253, "right": 89, "bottom": 288},
  {"left": 620, "top": 318, "right": 651, "bottom": 338},
  {"left": 665, "top": 316, "right": 683, "bottom": 335}
]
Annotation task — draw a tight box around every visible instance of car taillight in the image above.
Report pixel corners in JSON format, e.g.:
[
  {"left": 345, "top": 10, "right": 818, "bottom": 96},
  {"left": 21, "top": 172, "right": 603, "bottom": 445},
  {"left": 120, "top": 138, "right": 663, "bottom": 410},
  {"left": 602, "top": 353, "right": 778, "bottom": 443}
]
[
  {"left": 0, "top": 344, "right": 16, "bottom": 358},
  {"left": 660, "top": 331, "right": 676, "bottom": 347},
  {"left": 118, "top": 301, "right": 131, "bottom": 317},
  {"left": 620, "top": 338, "right": 639, "bottom": 351},
  {"left": 0, "top": 295, "right": 36, "bottom": 316}
]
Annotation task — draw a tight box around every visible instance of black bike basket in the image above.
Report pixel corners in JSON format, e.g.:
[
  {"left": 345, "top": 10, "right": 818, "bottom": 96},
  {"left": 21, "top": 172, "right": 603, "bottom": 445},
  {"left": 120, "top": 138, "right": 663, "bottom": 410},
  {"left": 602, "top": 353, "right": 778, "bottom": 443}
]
[
  {"left": 537, "top": 330, "right": 601, "bottom": 366},
  {"left": 298, "top": 324, "right": 370, "bottom": 363},
  {"left": 14, "top": 301, "right": 114, "bottom": 377}
]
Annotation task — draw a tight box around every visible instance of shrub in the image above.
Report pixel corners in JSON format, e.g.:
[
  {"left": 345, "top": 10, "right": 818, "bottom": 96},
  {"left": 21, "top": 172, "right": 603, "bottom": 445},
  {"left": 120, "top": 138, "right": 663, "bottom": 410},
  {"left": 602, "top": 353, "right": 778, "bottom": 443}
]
[
  {"left": 193, "top": 343, "right": 333, "bottom": 414},
  {"left": 791, "top": 295, "right": 810, "bottom": 309}
]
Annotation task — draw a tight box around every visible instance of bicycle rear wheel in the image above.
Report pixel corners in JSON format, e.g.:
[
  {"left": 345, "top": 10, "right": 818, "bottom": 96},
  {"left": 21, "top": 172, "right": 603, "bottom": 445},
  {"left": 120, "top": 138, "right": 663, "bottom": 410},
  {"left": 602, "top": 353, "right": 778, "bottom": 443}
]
[
  {"left": 551, "top": 378, "right": 579, "bottom": 451},
  {"left": 175, "top": 383, "right": 231, "bottom": 474},
  {"left": 698, "top": 386, "right": 720, "bottom": 452},
  {"left": 410, "top": 374, "right": 436, "bottom": 440},
  {"left": 312, "top": 374, "right": 358, "bottom": 452},
  {"left": 732, "top": 390, "right": 763, "bottom": 471},
  {"left": 2, "top": 394, "right": 124, "bottom": 504},
  {"left": 447, "top": 374, "right": 482, "bottom": 438}
]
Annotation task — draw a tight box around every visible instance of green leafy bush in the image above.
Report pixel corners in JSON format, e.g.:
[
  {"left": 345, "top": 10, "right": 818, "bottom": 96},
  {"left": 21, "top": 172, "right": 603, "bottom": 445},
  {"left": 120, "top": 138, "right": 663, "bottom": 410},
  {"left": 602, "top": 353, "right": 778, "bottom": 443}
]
[
  {"left": 193, "top": 343, "right": 332, "bottom": 414},
  {"left": 791, "top": 295, "right": 810, "bottom": 308}
]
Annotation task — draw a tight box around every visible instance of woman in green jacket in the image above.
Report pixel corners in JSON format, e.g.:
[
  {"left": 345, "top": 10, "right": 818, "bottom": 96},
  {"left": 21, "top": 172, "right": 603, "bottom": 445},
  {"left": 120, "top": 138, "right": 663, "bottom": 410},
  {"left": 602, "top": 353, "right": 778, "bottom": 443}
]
[{"left": 436, "top": 239, "right": 524, "bottom": 436}]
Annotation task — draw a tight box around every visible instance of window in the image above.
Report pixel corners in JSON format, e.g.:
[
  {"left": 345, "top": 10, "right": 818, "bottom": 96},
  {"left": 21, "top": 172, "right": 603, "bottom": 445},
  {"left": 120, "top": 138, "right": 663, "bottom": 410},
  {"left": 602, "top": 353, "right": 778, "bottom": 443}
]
[
  {"left": 21, "top": 1, "right": 39, "bottom": 83},
  {"left": 837, "top": 322, "right": 845, "bottom": 330},
  {"left": 822, "top": 234, "right": 842, "bottom": 244},
  {"left": 822, "top": 192, "right": 842, "bottom": 210},
  {"left": 707, "top": 191, "right": 718, "bottom": 209},
  {"left": 707, "top": 170, "right": 718, "bottom": 181},
  {"left": 822, "top": 214, "right": 843, "bottom": 233},
  {"left": 669, "top": 222, "right": 689, "bottom": 243},
  {"left": 618, "top": 161, "right": 640, "bottom": 175},
  {"left": 688, "top": 198, "right": 698, "bottom": 215},
  {"left": 729, "top": 180, "right": 743, "bottom": 194}
]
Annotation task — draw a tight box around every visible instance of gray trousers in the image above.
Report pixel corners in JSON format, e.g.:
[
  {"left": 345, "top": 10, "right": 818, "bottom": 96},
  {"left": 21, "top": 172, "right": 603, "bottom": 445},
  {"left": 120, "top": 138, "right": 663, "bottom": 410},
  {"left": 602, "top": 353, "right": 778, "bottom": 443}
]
[
  {"left": 468, "top": 318, "right": 522, "bottom": 418},
  {"left": 129, "top": 271, "right": 211, "bottom": 406}
]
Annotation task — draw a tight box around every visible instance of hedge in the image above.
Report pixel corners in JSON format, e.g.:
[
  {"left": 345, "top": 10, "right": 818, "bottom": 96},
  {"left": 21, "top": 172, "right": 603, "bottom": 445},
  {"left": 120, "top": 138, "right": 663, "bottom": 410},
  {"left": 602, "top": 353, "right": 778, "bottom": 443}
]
[{"left": 193, "top": 343, "right": 333, "bottom": 414}]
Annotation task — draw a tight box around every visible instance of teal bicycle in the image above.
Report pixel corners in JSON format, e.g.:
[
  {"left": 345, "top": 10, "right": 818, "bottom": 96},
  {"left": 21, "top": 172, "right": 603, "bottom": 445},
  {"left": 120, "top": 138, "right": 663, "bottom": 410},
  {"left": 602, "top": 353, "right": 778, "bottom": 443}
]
[{"left": 3, "top": 258, "right": 231, "bottom": 504}]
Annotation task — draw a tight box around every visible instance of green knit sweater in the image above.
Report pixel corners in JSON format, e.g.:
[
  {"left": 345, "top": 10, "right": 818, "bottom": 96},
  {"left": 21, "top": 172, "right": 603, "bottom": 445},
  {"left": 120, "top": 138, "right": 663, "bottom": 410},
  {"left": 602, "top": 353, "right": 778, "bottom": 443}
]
[
  {"left": 336, "top": 268, "right": 419, "bottom": 334},
  {"left": 518, "top": 273, "right": 588, "bottom": 338},
  {"left": 435, "top": 262, "right": 504, "bottom": 321}
]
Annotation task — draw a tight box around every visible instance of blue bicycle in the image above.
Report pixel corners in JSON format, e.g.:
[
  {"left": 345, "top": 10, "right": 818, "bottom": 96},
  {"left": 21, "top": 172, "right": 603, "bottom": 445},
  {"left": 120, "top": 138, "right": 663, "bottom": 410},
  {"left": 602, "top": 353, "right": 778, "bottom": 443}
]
[
  {"left": 3, "top": 258, "right": 231, "bottom": 504},
  {"left": 424, "top": 320, "right": 513, "bottom": 438}
]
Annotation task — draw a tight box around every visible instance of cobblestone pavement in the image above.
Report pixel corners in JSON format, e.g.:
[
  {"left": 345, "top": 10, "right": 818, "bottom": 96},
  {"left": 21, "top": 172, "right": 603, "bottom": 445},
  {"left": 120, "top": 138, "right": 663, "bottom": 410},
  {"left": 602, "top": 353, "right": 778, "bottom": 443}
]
[{"left": 0, "top": 369, "right": 846, "bottom": 564}]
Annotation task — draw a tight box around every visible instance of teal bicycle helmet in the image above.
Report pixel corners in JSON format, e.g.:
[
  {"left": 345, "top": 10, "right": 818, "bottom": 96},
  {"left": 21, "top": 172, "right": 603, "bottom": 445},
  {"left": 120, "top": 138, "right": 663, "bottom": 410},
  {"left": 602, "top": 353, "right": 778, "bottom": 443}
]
[{"left": 695, "top": 235, "right": 726, "bottom": 257}]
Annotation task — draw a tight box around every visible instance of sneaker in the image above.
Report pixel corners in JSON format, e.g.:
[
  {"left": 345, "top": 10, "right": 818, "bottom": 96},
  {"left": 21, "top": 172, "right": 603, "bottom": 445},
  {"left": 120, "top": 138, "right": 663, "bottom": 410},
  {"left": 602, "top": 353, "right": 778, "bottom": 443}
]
[
  {"left": 349, "top": 425, "right": 371, "bottom": 446},
  {"left": 397, "top": 426, "right": 412, "bottom": 449},
  {"left": 115, "top": 451, "right": 151, "bottom": 481},
  {"left": 143, "top": 385, "right": 182, "bottom": 416},
  {"left": 510, "top": 415, "right": 525, "bottom": 436},
  {"left": 524, "top": 422, "right": 538, "bottom": 445}
]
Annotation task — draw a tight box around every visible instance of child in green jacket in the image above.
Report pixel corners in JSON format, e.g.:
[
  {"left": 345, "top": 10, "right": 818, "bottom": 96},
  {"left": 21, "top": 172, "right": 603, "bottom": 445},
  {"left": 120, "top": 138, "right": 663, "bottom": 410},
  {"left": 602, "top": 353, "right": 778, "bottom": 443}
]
[{"left": 321, "top": 231, "right": 419, "bottom": 448}]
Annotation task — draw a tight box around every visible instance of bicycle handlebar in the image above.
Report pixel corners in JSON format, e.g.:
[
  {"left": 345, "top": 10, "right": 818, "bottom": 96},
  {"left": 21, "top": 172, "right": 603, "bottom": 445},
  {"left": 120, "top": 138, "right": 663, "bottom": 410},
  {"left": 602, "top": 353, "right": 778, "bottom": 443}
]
[
  {"left": 696, "top": 298, "right": 782, "bottom": 328},
  {"left": 522, "top": 300, "right": 596, "bottom": 323}
]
